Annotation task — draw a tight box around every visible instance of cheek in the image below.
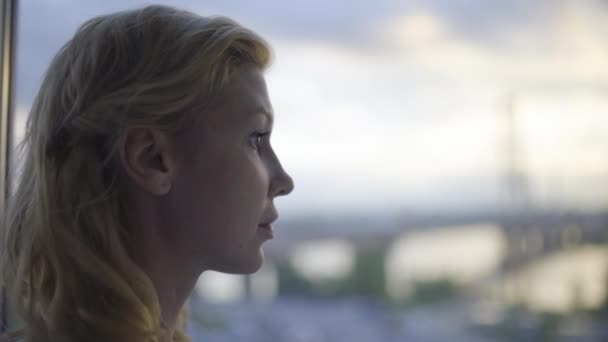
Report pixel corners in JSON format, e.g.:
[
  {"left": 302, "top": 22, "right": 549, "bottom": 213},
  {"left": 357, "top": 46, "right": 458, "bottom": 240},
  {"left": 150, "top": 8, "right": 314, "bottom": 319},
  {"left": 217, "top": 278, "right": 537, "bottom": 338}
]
[
  {"left": 172, "top": 149, "right": 270, "bottom": 246},
  {"left": 204, "top": 150, "right": 269, "bottom": 209}
]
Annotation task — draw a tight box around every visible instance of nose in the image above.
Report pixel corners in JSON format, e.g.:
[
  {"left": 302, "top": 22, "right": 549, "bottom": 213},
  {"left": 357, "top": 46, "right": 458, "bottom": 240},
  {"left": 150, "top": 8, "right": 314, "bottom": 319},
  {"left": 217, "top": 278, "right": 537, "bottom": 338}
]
[{"left": 270, "top": 167, "right": 294, "bottom": 198}]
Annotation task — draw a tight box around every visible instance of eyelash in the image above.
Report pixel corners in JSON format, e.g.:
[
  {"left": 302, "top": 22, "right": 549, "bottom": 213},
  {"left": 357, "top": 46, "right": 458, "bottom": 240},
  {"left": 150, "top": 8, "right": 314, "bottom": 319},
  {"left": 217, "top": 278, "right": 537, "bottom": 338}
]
[{"left": 250, "top": 131, "right": 270, "bottom": 151}]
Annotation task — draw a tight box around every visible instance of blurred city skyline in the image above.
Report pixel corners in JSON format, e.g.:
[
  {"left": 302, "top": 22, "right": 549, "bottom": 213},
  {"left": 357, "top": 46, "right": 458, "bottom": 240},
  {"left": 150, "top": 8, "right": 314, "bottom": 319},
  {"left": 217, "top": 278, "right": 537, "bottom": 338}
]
[{"left": 13, "top": 0, "right": 608, "bottom": 217}]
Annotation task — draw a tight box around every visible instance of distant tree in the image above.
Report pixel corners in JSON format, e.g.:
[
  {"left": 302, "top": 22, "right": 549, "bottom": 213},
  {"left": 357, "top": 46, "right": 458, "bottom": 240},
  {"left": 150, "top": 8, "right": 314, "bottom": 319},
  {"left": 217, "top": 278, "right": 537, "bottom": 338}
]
[
  {"left": 276, "top": 262, "right": 316, "bottom": 296},
  {"left": 407, "top": 279, "right": 458, "bottom": 305},
  {"left": 342, "top": 247, "right": 387, "bottom": 298}
]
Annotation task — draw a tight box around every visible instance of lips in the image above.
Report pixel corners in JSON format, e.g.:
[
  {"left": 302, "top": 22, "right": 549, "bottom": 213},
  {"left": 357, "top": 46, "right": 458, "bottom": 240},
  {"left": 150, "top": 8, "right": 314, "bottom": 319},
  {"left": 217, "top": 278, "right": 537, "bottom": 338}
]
[
  {"left": 259, "top": 215, "right": 278, "bottom": 227},
  {"left": 257, "top": 222, "right": 274, "bottom": 238},
  {"left": 258, "top": 223, "right": 272, "bottom": 229},
  {"left": 258, "top": 214, "right": 278, "bottom": 238}
]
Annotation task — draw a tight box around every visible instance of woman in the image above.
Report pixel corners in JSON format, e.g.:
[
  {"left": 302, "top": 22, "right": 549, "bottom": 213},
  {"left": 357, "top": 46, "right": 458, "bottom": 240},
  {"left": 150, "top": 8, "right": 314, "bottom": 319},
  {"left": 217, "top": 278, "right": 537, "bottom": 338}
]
[{"left": 0, "top": 4, "right": 294, "bottom": 341}]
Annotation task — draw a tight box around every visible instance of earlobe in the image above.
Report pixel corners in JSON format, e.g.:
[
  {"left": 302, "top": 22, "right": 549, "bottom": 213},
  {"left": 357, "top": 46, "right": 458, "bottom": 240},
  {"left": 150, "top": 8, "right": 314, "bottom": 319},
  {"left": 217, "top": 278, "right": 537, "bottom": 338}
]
[
  {"left": 118, "top": 127, "right": 175, "bottom": 196},
  {"left": 157, "top": 177, "right": 172, "bottom": 195}
]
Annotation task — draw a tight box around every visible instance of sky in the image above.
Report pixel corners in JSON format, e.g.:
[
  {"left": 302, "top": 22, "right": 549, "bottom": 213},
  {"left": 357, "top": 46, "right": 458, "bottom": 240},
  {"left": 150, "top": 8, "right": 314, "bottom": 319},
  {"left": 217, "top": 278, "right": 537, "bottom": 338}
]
[{"left": 12, "top": 0, "right": 608, "bottom": 217}]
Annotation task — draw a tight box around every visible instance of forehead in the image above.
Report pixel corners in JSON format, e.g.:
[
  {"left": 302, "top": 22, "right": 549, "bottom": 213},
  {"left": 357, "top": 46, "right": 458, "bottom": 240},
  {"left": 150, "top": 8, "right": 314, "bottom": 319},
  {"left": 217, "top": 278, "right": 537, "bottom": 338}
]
[{"left": 206, "top": 66, "right": 273, "bottom": 125}]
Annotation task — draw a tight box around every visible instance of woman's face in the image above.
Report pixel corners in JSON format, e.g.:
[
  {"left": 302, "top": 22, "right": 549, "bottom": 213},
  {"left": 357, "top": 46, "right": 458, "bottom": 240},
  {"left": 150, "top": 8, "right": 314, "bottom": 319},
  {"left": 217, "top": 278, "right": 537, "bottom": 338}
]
[{"left": 165, "top": 66, "right": 294, "bottom": 274}]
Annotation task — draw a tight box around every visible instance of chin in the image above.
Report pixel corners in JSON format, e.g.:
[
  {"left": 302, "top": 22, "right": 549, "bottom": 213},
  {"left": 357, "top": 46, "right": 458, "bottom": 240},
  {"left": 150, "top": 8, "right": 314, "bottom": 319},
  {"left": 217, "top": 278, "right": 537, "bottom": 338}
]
[{"left": 215, "top": 250, "right": 264, "bottom": 275}]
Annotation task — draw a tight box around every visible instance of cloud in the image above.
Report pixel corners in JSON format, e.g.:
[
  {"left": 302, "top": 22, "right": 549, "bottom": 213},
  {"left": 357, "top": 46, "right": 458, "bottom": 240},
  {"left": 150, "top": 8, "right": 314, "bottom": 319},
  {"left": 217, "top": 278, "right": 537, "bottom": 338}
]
[
  {"left": 17, "top": 0, "right": 608, "bottom": 104},
  {"left": 12, "top": 0, "right": 608, "bottom": 214},
  {"left": 379, "top": 1, "right": 608, "bottom": 86}
]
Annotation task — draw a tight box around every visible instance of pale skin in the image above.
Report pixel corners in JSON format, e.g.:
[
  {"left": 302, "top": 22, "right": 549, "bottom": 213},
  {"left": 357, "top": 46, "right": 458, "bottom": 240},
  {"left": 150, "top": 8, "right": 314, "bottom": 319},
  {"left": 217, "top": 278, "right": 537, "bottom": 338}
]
[{"left": 117, "top": 65, "right": 294, "bottom": 339}]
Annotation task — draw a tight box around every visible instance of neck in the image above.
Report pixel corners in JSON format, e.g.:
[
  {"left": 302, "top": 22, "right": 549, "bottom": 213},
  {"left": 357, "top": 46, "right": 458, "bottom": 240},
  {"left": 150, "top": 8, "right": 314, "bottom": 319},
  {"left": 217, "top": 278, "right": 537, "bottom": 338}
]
[
  {"left": 143, "top": 255, "right": 197, "bottom": 332},
  {"left": 127, "top": 201, "right": 201, "bottom": 339}
]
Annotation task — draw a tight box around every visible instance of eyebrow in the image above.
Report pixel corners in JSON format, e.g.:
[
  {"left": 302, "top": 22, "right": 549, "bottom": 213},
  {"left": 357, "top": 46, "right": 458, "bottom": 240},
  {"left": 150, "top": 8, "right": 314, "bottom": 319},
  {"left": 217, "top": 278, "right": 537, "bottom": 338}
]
[{"left": 251, "top": 109, "right": 274, "bottom": 126}]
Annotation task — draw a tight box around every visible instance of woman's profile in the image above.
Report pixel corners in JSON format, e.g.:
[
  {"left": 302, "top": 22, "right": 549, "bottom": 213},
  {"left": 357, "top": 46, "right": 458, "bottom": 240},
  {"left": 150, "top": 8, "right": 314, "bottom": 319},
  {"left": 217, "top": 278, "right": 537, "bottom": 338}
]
[{"left": 0, "top": 4, "right": 294, "bottom": 341}]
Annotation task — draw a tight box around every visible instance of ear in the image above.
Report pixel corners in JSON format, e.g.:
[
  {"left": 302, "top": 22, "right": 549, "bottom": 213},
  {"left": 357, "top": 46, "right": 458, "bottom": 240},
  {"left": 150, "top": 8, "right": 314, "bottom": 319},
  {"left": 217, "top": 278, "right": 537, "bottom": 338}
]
[{"left": 117, "top": 127, "right": 176, "bottom": 196}]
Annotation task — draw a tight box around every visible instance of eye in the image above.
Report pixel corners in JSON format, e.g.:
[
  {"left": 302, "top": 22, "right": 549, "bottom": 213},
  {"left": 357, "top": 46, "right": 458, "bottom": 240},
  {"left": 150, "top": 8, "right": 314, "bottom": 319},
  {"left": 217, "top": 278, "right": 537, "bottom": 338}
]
[{"left": 249, "top": 131, "right": 270, "bottom": 151}]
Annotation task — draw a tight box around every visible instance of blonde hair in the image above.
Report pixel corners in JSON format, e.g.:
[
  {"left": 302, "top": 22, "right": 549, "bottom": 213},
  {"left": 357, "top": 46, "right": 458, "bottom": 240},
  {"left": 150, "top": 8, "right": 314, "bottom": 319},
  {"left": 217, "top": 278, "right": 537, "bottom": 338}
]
[{"left": 0, "top": 5, "right": 270, "bottom": 341}]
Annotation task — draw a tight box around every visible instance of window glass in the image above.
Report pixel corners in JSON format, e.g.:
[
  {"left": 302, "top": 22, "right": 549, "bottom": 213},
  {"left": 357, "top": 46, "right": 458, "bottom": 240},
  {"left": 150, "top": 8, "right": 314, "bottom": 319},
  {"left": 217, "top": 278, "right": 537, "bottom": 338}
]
[{"left": 13, "top": 1, "right": 608, "bottom": 340}]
